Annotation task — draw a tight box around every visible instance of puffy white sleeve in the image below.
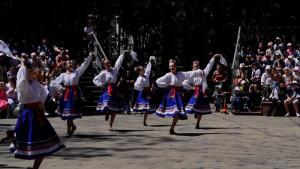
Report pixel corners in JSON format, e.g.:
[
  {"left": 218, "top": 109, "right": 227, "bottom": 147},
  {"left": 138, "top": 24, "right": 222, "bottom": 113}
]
[
  {"left": 93, "top": 71, "right": 106, "bottom": 87},
  {"left": 182, "top": 69, "right": 203, "bottom": 80},
  {"left": 113, "top": 54, "right": 125, "bottom": 73},
  {"left": 50, "top": 74, "right": 64, "bottom": 90},
  {"left": 145, "top": 62, "right": 152, "bottom": 77},
  {"left": 182, "top": 78, "right": 193, "bottom": 90},
  {"left": 156, "top": 73, "right": 170, "bottom": 88},
  {"left": 203, "top": 57, "right": 215, "bottom": 77},
  {"left": 134, "top": 77, "right": 143, "bottom": 91},
  {"left": 33, "top": 80, "right": 49, "bottom": 103},
  {"left": 16, "top": 66, "right": 29, "bottom": 93},
  {"left": 76, "top": 54, "right": 93, "bottom": 76}
]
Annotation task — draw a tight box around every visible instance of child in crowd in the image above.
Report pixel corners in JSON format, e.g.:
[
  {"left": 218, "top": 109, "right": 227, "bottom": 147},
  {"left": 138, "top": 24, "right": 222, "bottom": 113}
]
[
  {"left": 231, "top": 86, "right": 243, "bottom": 113},
  {"left": 0, "top": 81, "right": 10, "bottom": 118},
  {"left": 212, "top": 85, "right": 223, "bottom": 112},
  {"left": 248, "top": 81, "right": 261, "bottom": 110}
]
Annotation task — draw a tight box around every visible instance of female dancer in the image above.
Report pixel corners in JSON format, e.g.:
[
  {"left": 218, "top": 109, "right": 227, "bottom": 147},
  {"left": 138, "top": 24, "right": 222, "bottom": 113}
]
[
  {"left": 156, "top": 59, "right": 203, "bottom": 134},
  {"left": 183, "top": 54, "right": 220, "bottom": 129},
  {"left": 50, "top": 53, "right": 94, "bottom": 136},
  {"left": 133, "top": 57, "right": 155, "bottom": 126},
  {"left": 93, "top": 50, "right": 130, "bottom": 131},
  {"left": 8, "top": 58, "right": 65, "bottom": 169}
]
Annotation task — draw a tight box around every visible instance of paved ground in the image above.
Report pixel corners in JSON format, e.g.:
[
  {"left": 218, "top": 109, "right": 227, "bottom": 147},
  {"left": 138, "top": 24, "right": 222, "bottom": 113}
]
[{"left": 0, "top": 112, "right": 299, "bottom": 169}]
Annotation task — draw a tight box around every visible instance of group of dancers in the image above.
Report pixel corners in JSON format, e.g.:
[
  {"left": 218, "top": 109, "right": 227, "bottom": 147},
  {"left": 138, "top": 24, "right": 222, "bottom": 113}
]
[{"left": 1, "top": 50, "right": 226, "bottom": 169}]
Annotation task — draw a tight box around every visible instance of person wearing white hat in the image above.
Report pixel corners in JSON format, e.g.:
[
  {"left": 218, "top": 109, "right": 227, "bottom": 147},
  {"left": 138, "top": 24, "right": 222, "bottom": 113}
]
[
  {"left": 292, "top": 66, "right": 300, "bottom": 82},
  {"left": 285, "top": 55, "right": 295, "bottom": 69},
  {"left": 286, "top": 43, "right": 296, "bottom": 57},
  {"left": 39, "top": 52, "right": 49, "bottom": 74},
  {"left": 273, "top": 37, "right": 282, "bottom": 50},
  {"left": 261, "top": 65, "right": 273, "bottom": 101},
  {"left": 284, "top": 80, "right": 300, "bottom": 117},
  {"left": 266, "top": 80, "right": 287, "bottom": 116},
  {"left": 230, "top": 86, "right": 242, "bottom": 113}
]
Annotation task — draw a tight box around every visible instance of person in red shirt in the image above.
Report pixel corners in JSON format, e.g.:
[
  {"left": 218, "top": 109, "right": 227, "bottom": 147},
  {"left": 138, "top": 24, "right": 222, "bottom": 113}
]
[{"left": 212, "top": 63, "right": 228, "bottom": 90}]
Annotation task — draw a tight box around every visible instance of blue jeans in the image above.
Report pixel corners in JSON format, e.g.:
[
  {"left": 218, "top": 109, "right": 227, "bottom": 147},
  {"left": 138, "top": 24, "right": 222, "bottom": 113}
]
[{"left": 232, "top": 98, "right": 241, "bottom": 110}]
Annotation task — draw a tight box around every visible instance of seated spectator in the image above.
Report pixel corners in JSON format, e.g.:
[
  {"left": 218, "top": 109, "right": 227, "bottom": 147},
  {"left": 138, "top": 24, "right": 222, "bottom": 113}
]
[
  {"left": 239, "top": 46, "right": 246, "bottom": 63},
  {"left": 39, "top": 52, "right": 49, "bottom": 74},
  {"left": 235, "top": 63, "right": 244, "bottom": 78},
  {"left": 273, "top": 37, "right": 282, "bottom": 50},
  {"left": 235, "top": 71, "right": 249, "bottom": 87},
  {"left": 296, "top": 55, "right": 300, "bottom": 67},
  {"left": 5, "top": 76, "right": 18, "bottom": 117},
  {"left": 292, "top": 66, "right": 300, "bottom": 83},
  {"left": 256, "top": 55, "right": 264, "bottom": 71},
  {"left": 273, "top": 51, "right": 285, "bottom": 73},
  {"left": 212, "top": 85, "right": 223, "bottom": 112},
  {"left": 286, "top": 43, "right": 296, "bottom": 56},
  {"left": 277, "top": 43, "right": 286, "bottom": 59},
  {"left": 34, "top": 68, "right": 45, "bottom": 84},
  {"left": 263, "top": 53, "right": 273, "bottom": 67},
  {"left": 251, "top": 62, "right": 261, "bottom": 84},
  {"left": 261, "top": 65, "right": 273, "bottom": 101},
  {"left": 284, "top": 80, "right": 300, "bottom": 117},
  {"left": 282, "top": 67, "right": 293, "bottom": 87},
  {"left": 257, "top": 42, "right": 265, "bottom": 56},
  {"left": 240, "top": 80, "right": 250, "bottom": 111},
  {"left": 266, "top": 80, "right": 287, "bottom": 116},
  {"left": 285, "top": 55, "right": 295, "bottom": 68},
  {"left": 244, "top": 54, "right": 254, "bottom": 79},
  {"left": 296, "top": 44, "right": 300, "bottom": 58},
  {"left": 29, "top": 52, "right": 39, "bottom": 70},
  {"left": 37, "top": 38, "right": 54, "bottom": 61},
  {"left": 231, "top": 86, "right": 243, "bottom": 113},
  {"left": 266, "top": 42, "right": 274, "bottom": 58},
  {"left": 55, "top": 50, "right": 69, "bottom": 67},
  {"left": 0, "top": 81, "right": 9, "bottom": 118},
  {"left": 6, "top": 66, "right": 17, "bottom": 78},
  {"left": 248, "top": 81, "right": 261, "bottom": 110},
  {"left": 271, "top": 66, "right": 281, "bottom": 89},
  {"left": 49, "top": 60, "right": 62, "bottom": 80}
]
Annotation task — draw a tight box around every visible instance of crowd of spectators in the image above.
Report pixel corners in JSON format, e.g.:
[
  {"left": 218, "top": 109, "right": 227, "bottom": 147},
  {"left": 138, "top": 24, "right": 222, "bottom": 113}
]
[
  {"left": 0, "top": 38, "right": 69, "bottom": 118},
  {"left": 232, "top": 36, "right": 300, "bottom": 116}
]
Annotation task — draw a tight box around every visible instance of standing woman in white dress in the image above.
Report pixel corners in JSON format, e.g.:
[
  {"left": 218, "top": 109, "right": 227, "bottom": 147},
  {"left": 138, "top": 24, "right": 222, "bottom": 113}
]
[
  {"left": 133, "top": 57, "right": 156, "bottom": 126},
  {"left": 8, "top": 58, "right": 65, "bottom": 169},
  {"left": 93, "top": 50, "right": 131, "bottom": 131},
  {"left": 50, "top": 53, "right": 95, "bottom": 136},
  {"left": 183, "top": 54, "right": 223, "bottom": 129},
  {"left": 156, "top": 59, "right": 203, "bottom": 134}
]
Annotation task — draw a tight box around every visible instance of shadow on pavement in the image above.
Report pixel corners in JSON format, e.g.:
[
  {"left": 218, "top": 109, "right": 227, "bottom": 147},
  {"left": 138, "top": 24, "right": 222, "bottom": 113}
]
[
  {"left": 0, "top": 164, "right": 23, "bottom": 168},
  {"left": 175, "top": 132, "right": 240, "bottom": 137},
  {"left": 113, "top": 129, "right": 154, "bottom": 132}
]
